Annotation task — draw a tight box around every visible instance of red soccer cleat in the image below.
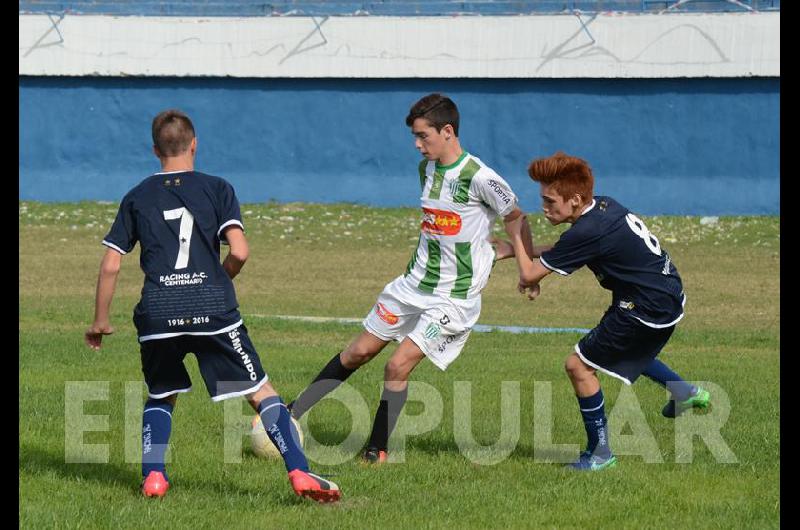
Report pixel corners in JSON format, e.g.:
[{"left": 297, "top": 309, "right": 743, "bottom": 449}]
[
  {"left": 288, "top": 469, "right": 341, "bottom": 503},
  {"left": 362, "top": 448, "right": 388, "bottom": 464},
  {"left": 141, "top": 471, "right": 170, "bottom": 498}
]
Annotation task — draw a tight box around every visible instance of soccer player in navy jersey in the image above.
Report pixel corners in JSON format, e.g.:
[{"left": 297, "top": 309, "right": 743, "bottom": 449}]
[
  {"left": 498, "top": 151, "right": 710, "bottom": 471},
  {"left": 84, "top": 109, "right": 340, "bottom": 501}
]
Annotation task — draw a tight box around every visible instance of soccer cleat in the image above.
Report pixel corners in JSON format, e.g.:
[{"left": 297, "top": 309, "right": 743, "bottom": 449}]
[
  {"left": 288, "top": 469, "right": 341, "bottom": 503},
  {"left": 568, "top": 451, "right": 617, "bottom": 471},
  {"left": 662, "top": 387, "right": 711, "bottom": 418},
  {"left": 141, "top": 471, "right": 170, "bottom": 498},
  {"left": 362, "top": 447, "right": 388, "bottom": 464}
]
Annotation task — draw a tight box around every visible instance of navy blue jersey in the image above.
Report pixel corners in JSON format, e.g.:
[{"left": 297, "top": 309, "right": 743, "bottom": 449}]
[
  {"left": 540, "top": 196, "right": 685, "bottom": 327},
  {"left": 102, "top": 170, "right": 244, "bottom": 340}
]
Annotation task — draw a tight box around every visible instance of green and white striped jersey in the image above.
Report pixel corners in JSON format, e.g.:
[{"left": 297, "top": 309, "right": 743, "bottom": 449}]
[{"left": 403, "top": 152, "right": 518, "bottom": 300}]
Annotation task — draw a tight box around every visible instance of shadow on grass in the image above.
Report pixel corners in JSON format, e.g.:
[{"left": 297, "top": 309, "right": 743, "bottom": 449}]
[
  {"left": 296, "top": 421, "right": 579, "bottom": 466},
  {"left": 406, "top": 435, "right": 578, "bottom": 464},
  {"left": 19, "top": 444, "right": 317, "bottom": 504},
  {"left": 20, "top": 445, "right": 135, "bottom": 490}
]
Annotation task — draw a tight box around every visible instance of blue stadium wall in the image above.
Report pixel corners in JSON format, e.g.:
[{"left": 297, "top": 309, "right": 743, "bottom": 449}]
[{"left": 19, "top": 76, "right": 778, "bottom": 215}]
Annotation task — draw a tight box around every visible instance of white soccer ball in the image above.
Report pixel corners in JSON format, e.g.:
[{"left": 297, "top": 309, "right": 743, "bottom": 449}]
[{"left": 250, "top": 414, "right": 304, "bottom": 458}]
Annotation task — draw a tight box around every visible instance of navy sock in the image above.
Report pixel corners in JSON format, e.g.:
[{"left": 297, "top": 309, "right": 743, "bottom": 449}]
[
  {"left": 643, "top": 359, "right": 695, "bottom": 401},
  {"left": 577, "top": 390, "right": 611, "bottom": 458},
  {"left": 142, "top": 398, "right": 174, "bottom": 480},
  {"left": 258, "top": 396, "right": 309, "bottom": 473},
  {"left": 367, "top": 386, "right": 408, "bottom": 451},
  {"left": 290, "top": 352, "right": 357, "bottom": 419}
]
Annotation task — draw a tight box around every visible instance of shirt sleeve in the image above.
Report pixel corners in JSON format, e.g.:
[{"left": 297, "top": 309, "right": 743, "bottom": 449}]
[
  {"left": 102, "top": 195, "right": 137, "bottom": 254},
  {"left": 539, "top": 226, "right": 599, "bottom": 276},
  {"left": 473, "top": 171, "right": 518, "bottom": 217},
  {"left": 217, "top": 180, "right": 244, "bottom": 244}
]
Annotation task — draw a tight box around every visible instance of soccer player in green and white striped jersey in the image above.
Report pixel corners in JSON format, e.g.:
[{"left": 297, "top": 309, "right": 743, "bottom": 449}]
[{"left": 288, "top": 93, "right": 542, "bottom": 463}]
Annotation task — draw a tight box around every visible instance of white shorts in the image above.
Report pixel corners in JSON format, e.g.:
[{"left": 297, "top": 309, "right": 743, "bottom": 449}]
[{"left": 363, "top": 275, "right": 481, "bottom": 371}]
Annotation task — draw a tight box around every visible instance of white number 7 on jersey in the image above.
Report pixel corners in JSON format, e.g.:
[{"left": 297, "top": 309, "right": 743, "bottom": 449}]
[
  {"left": 163, "top": 207, "right": 195, "bottom": 269},
  {"left": 625, "top": 213, "right": 662, "bottom": 256}
]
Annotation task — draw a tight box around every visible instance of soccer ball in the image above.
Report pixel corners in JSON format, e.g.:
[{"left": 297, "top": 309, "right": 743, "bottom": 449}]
[{"left": 250, "top": 414, "right": 304, "bottom": 458}]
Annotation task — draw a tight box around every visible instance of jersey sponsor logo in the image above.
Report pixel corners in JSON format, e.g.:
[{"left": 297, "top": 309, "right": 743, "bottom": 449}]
[
  {"left": 421, "top": 208, "right": 461, "bottom": 235},
  {"left": 159, "top": 272, "right": 207, "bottom": 286},
  {"left": 228, "top": 328, "right": 258, "bottom": 381},
  {"left": 486, "top": 179, "right": 512, "bottom": 205},
  {"left": 376, "top": 303, "right": 399, "bottom": 325},
  {"left": 437, "top": 334, "right": 457, "bottom": 354}
]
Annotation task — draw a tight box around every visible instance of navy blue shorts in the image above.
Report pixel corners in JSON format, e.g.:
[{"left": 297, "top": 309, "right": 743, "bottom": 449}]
[
  {"left": 140, "top": 324, "right": 267, "bottom": 402},
  {"left": 576, "top": 307, "right": 674, "bottom": 385}
]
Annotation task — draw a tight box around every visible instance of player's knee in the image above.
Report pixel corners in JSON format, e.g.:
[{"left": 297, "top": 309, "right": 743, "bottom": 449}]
[
  {"left": 342, "top": 346, "right": 377, "bottom": 367},
  {"left": 564, "top": 354, "right": 588, "bottom": 380},
  {"left": 384, "top": 358, "right": 408, "bottom": 382},
  {"left": 148, "top": 395, "right": 177, "bottom": 407},
  {"left": 248, "top": 381, "right": 277, "bottom": 406}
]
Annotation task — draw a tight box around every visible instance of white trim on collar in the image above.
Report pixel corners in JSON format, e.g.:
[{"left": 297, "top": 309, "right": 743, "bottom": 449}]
[
  {"left": 154, "top": 169, "right": 192, "bottom": 175},
  {"left": 580, "top": 199, "right": 597, "bottom": 217}
]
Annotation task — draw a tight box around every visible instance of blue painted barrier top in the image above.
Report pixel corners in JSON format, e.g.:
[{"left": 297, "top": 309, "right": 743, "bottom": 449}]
[{"left": 19, "top": 0, "right": 780, "bottom": 17}]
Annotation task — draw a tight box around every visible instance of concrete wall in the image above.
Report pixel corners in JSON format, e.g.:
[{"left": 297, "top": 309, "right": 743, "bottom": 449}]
[
  {"left": 20, "top": 76, "right": 779, "bottom": 214},
  {"left": 19, "top": 8, "right": 779, "bottom": 214},
  {"left": 20, "top": 12, "right": 780, "bottom": 78}
]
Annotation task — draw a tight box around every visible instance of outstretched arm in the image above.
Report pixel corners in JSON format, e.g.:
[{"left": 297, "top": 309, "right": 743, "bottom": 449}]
[
  {"left": 222, "top": 226, "right": 249, "bottom": 279},
  {"left": 498, "top": 208, "right": 535, "bottom": 259},
  {"left": 493, "top": 238, "right": 553, "bottom": 261},
  {"left": 503, "top": 215, "right": 553, "bottom": 300},
  {"left": 494, "top": 211, "right": 552, "bottom": 261},
  {"left": 85, "top": 248, "right": 122, "bottom": 350}
]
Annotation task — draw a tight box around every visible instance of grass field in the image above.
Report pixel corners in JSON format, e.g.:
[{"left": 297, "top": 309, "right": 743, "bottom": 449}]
[{"left": 19, "top": 201, "right": 779, "bottom": 528}]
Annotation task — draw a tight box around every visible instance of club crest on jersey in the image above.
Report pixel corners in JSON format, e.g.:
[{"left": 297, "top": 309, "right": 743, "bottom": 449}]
[
  {"left": 376, "top": 303, "right": 399, "bottom": 325},
  {"left": 421, "top": 207, "right": 461, "bottom": 235},
  {"left": 448, "top": 179, "right": 460, "bottom": 197}
]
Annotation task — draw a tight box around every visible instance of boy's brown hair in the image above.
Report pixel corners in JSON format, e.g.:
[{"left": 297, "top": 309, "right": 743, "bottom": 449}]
[{"left": 528, "top": 151, "right": 594, "bottom": 203}]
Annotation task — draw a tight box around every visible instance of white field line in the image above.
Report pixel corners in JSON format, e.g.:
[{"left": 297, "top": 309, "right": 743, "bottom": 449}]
[{"left": 245, "top": 314, "right": 590, "bottom": 334}]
